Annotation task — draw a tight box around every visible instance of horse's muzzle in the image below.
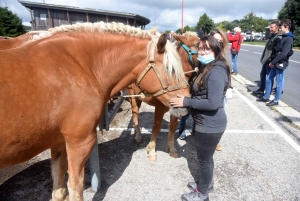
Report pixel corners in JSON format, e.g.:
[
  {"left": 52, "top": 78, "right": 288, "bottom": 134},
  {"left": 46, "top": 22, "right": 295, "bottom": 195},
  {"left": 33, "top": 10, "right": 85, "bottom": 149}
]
[{"left": 169, "top": 106, "right": 188, "bottom": 117}]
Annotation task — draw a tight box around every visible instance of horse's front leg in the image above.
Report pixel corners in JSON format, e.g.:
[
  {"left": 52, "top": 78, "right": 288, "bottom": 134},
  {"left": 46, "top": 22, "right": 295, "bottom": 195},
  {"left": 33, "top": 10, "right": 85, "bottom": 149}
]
[
  {"left": 130, "top": 97, "right": 142, "bottom": 143},
  {"left": 51, "top": 144, "right": 68, "bottom": 201},
  {"left": 167, "top": 114, "right": 179, "bottom": 158},
  {"left": 146, "top": 103, "right": 168, "bottom": 161},
  {"left": 65, "top": 129, "right": 96, "bottom": 201}
]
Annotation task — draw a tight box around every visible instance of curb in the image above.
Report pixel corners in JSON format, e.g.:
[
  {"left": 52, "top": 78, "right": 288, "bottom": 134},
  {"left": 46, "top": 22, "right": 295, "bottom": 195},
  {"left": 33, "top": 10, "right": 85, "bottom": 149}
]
[
  {"left": 241, "top": 43, "right": 300, "bottom": 52},
  {"left": 231, "top": 74, "right": 300, "bottom": 129}
]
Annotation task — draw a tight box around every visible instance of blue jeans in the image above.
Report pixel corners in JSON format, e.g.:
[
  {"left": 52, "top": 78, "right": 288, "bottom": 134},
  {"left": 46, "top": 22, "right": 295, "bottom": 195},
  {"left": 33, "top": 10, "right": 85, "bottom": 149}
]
[
  {"left": 195, "top": 131, "right": 224, "bottom": 194},
  {"left": 231, "top": 53, "right": 238, "bottom": 73},
  {"left": 179, "top": 112, "right": 195, "bottom": 137},
  {"left": 263, "top": 67, "right": 285, "bottom": 102}
]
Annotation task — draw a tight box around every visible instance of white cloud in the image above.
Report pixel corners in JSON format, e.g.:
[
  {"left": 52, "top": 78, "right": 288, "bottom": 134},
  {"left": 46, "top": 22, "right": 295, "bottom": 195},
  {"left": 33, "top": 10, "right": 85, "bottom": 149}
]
[{"left": 3, "top": 0, "right": 286, "bottom": 32}]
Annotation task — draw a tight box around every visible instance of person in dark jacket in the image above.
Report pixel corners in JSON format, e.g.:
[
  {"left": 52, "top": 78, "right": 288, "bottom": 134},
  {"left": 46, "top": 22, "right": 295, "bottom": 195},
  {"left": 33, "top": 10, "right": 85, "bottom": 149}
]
[
  {"left": 257, "top": 19, "right": 294, "bottom": 106},
  {"left": 170, "top": 35, "right": 231, "bottom": 201},
  {"left": 197, "top": 25, "right": 204, "bottom": 39},
  {"left": 252, "top": 21, "right": 282, "bottom": 96},
  {"left": 178, "top": 29, "right": 228, "bottom": 149}
]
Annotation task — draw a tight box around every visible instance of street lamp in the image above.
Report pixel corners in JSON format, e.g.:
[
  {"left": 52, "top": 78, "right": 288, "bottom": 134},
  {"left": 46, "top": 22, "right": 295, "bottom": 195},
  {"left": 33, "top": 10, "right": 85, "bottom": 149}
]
[{"left": 181, "top": 0, "right": 184, "bottom": 33}]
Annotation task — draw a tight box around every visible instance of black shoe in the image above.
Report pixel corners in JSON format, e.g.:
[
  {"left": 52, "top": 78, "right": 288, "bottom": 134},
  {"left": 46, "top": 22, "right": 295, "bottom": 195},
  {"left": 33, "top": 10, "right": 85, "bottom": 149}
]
[
  {"left": 187, "top": 182, "right": 214, "bottom": 193},
  {"left": 256, "top": 94, "right": 263, "bottom": 98},
  {"left": 181, "top": 191, "right": 209, "bottom": 201},
  {"left": 266, "top": 100, "right": 278, "bottom": 106},
  {"left": 256, "top": 97, "right": 270, "bottom": 102},
  {"left": 252, "top": 90, "right": 264, "bottom": 95}
]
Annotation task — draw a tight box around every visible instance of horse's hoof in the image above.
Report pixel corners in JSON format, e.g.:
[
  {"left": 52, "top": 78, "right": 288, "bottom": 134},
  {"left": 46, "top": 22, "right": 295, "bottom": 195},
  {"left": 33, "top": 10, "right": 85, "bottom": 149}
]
[
  {"left": 169, "top": 152, "right": 178, "bottom": 158},
  {"left": 135, "top": 138, "right": 142, "bottom": 144},
  {"left": 148, "top": 155, "right": 157, "bottom": 161}
]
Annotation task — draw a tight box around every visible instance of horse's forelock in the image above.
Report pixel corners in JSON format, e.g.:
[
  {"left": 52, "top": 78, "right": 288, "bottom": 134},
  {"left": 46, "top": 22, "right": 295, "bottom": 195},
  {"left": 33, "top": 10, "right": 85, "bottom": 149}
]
[{"left": 148, "top": 35, "right": 185, "bottom": 83}]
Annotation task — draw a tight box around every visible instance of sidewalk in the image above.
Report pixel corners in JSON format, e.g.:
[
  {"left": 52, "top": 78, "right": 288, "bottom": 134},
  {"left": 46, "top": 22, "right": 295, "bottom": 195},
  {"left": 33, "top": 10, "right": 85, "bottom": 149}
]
[{"left": 232, "top": 73, "right": 300, "bottom": 129}]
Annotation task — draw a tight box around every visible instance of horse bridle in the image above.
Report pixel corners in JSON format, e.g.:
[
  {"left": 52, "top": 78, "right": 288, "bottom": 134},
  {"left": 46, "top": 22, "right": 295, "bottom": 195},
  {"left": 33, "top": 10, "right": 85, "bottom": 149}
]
[
  {"left": 180, "top": 42, "right": 198, "bottom": 65},
  {"left": 134, "top": 41, "right": 189, "bottom": 97}
]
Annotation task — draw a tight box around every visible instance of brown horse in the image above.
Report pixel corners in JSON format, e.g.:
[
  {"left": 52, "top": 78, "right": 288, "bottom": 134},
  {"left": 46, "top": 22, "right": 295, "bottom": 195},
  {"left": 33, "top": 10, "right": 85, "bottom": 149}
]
[
  {"left": 0, "top": 32, "right": 45, "bottom": 49},
  {"left": 125, "top": 32, "right": 200, "bottom": 160},
  {"left": 0, "top": 22, "right": 190, "bottom": 201}
]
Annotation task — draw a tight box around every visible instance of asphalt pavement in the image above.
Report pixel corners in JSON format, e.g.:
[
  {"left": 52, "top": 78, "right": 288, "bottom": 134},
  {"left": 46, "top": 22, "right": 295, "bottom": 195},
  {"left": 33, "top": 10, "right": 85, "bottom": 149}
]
[{"left": 0, "top": 76, "right": 300, "bottom": 201}]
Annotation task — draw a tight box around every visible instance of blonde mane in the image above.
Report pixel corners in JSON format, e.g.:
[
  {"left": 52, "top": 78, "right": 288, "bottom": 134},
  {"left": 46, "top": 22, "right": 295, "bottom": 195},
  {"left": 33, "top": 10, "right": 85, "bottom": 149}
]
[
  {"left": 30, "top": 21, "right": 153, "bottom": 41},
  {"left": 29, "top": 22, "right": 185, "bottom": 82},
  {"left": 182, "top": 31, "right": 198, "bottom": 37}
]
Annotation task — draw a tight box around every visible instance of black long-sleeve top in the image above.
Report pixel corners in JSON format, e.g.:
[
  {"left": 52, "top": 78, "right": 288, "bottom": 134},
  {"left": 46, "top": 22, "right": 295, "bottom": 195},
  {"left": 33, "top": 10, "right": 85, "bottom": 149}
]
[
  {"left": 183, "top": 61, "right": 228, "bottom": 133},
  {"left": 271, "top": 32, "right": 295, "bottom": 65}
]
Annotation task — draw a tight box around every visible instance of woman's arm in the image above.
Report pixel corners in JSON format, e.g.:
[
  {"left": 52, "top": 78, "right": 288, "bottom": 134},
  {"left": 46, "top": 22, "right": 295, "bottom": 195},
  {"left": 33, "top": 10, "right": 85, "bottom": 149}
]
[
  {"left": 227, "top": 33, "right": 239, "bottom": 42},
  {"left": 183, "top": 69, "right": 226, "bottom": 111}
]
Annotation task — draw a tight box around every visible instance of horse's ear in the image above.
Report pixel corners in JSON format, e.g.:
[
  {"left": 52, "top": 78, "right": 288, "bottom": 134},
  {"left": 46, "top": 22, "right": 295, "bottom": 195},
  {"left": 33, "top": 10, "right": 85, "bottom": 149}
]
[
  {"left": 157, "top": 33, "right": 167, "bottom": 54},
  {"left": 173, "top": 35, "right": 187, "bottom": 44}
]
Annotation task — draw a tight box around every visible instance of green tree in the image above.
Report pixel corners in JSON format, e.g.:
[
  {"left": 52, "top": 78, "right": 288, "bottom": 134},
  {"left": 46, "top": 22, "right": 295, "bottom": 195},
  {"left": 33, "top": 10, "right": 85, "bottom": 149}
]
[
  {"left": 0, "top": 6, "right": 26, "bottom": 37},
  {"left": 183, "top": 25, "right": 194, "bottom": 32},
  {"left": 197, "top": 13, "right": 214, "bottom": 34},
  {"left": 239, "top": 12, "right": 268, "bottom": 33},
  {"left": 240, "top": 12, "right": 256, "bottom": 32},
  {"left": 293, "top": 26, "right": 300, "bottom": 48},
  {"left": 278, "top": 0, "right": 300, "bottom": 31}
]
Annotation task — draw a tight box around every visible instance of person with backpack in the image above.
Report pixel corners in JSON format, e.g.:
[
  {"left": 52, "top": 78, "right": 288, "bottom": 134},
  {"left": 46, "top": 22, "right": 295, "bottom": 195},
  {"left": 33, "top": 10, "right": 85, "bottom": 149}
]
[
  {"left": 252, "top": 21, "right": 282, "bottom": 97},
  {"left": 257, "top": 19, "right": 294, "bottom": 106}
]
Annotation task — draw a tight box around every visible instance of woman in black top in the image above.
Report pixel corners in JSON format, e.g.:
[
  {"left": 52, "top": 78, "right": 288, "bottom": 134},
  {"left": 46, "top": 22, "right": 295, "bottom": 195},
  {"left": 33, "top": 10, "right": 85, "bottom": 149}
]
[{"left": 170, "top": 35, "right": 231, "bottom": 201}]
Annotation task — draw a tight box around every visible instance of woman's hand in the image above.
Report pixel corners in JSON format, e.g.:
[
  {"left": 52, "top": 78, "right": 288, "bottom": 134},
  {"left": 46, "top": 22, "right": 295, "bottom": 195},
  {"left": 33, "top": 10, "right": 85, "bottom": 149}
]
[
  {"left": 269, "top": 63, "right": 275, "bottom": 68},
  {"left": 169, "top": 94, "right": 185, "bottom": 107}
]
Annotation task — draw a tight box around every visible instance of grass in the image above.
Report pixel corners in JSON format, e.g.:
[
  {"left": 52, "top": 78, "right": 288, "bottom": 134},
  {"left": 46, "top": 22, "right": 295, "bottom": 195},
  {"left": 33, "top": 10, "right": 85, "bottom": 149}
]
[
  {"left": 242, "top": 41, "right": 267, "bottom": 46},
  {"left": 242, "top": 41, "right": 300, "bottom": 51}
]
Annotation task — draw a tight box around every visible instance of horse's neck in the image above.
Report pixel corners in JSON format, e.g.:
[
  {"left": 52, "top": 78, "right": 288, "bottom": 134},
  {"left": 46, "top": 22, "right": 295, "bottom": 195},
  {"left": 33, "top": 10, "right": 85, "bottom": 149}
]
[
  {"left": 84, "top": 33, "right": 151, "bottom": 97},
  {"left": 0, "top": 35, "right": 31, "bottom": 50}
]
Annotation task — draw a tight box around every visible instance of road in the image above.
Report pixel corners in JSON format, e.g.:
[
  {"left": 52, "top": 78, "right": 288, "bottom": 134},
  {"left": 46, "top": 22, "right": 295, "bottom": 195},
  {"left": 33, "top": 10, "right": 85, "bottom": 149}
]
[{"left": 226, "top": 44, "right": 300, "bottom": 112}]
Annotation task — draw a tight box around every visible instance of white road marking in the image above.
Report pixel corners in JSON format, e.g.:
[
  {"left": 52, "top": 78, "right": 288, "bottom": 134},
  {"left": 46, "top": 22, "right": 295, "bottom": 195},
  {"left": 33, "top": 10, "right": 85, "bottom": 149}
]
[
  {"left": 290, "top": 60, "right": 300, "bottom": 64},
  {"left": 97, "top": 127, "right": 275, "bottom": 134},
  {"left": 240, "top": 49, "right": 249, "bottom": 51},
  {"left": 99, "top": 88, "right": 300, "bottom": 154},
  {"left": 254, "top": 52, "right": 261, "bottom": 54},
  {"left": 233, "top": 88, "right": 300, "bottom": 153}
]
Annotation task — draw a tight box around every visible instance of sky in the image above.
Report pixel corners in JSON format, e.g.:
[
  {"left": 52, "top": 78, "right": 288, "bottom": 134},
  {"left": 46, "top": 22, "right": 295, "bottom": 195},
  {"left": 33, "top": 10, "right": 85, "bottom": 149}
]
[{"left": 1, "top": 0, "right": 286, "bottom": 32}]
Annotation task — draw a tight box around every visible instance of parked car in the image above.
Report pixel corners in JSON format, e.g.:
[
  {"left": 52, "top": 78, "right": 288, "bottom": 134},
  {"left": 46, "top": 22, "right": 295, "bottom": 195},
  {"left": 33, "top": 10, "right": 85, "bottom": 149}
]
[
  {"left": 254, "top": 35, "right": 262, "bottom": 40},
  {"left": 245, "top": 34, "right": 254, "bottom": 42}
]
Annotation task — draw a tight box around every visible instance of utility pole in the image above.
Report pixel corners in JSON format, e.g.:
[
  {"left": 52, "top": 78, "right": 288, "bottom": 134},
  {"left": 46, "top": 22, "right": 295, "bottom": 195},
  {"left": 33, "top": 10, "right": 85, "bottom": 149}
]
[{"left": 181, "top": 0, "right": 184, "bottom": 33}]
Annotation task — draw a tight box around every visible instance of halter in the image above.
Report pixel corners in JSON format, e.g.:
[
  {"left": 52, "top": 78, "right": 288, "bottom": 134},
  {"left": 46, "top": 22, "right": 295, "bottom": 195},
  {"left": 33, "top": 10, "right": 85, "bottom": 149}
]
[
  {"left": 180, "top": 43, "right": 198, "bottom": 65},
  {"left": 134, "top": 41, "right": 189, "bottom": 97}
]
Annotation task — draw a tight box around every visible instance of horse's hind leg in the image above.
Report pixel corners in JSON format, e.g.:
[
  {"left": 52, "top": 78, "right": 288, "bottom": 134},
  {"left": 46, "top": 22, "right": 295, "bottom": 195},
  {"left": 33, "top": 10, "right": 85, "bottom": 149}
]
[
  {"left": 129, "top": 97, "right": 142, "bottom": 143},
  {"left": 146, "top": 103, "right": 168, "bottom": 161},
  {"left": 167, "top": 115, "right": 179, "bottom": 158},
  {"left": 51, "top": 144, "right": 68, "bottom": 201}
]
